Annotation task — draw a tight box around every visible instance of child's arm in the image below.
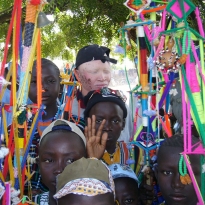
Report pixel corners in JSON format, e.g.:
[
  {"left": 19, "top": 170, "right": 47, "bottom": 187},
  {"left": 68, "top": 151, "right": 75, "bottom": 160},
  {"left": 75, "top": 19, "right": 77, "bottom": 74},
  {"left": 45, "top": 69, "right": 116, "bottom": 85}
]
[{"left": 84, "top": 115, "right": 108, "bottom": 159}]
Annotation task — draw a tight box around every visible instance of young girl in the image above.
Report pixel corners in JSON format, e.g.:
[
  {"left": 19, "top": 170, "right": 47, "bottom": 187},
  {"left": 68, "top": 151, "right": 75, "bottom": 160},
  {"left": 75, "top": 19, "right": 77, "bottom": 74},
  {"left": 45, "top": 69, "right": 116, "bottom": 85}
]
[
  {"left": 155, "top": 134, "right": 202, "bottom": 205},
  {"left": 33, "top": 118, "right": 107, "bottom": 205},
  {"left": 33, "top": 119, "right": 86, "bottom": 205},
  {"left": 27, "top": 58, "right": 61, "bottom": 193}
]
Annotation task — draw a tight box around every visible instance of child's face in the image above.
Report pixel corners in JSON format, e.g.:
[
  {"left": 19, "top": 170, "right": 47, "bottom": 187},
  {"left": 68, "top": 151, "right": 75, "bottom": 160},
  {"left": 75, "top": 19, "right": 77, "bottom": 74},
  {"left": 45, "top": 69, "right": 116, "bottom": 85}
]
[
  {"left": 114, "top": 177, "right": 139, "bottom": 205},
  {"left": 88, "top": 102, "right": 125, "bottom": 146},
  {"left": 39, "top": 132, "right": 86, "bottom": 193},
  {"left": 157, "top": 146, "right": 200, "bottom": 205},
  {"left": 76, "top": 60, "right": 111, "bottom": 95},
  {"left": 29, "top": 65, "right": 60, "bottom": 106},
  {"left": 58, "top": 193, "right": 114, "bottom": 205}
]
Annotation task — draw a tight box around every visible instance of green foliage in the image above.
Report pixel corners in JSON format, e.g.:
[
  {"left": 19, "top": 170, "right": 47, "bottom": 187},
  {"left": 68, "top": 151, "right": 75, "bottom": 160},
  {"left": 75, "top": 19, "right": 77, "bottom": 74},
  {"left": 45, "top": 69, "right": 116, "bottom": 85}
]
[{"left": 0, "top": 0, "right": 204, "bottom": 62}]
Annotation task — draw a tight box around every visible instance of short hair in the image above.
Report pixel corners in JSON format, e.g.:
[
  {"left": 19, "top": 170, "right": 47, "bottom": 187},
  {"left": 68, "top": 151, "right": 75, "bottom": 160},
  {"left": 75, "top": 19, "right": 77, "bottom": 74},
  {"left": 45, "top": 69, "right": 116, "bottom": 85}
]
[
  {"left": 32, "top": 58, "right": 60, "bottom": 77},
  {"left": 159, "top": 134, "right": 201, "bottom": 151}
]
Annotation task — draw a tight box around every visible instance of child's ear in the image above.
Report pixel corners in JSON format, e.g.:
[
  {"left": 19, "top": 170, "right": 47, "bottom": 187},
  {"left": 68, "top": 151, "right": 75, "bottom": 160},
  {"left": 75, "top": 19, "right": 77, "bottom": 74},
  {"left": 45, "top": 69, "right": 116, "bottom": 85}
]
[
  {"left": 74, "top": 69, "right": 80, "bottom": 81},
  {"left": 154, "top": 164, "right": 158, "bottom": 180},
  {"left": 122, "top": 119, "right": 126, "bottom": 130}
]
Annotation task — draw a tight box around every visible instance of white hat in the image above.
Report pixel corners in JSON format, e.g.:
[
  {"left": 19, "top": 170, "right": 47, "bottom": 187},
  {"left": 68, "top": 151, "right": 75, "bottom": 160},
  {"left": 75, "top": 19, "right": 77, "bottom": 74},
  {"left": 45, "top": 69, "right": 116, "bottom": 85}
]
[{"left": 40, "top": 119, "right": 86, "bottom": 146}]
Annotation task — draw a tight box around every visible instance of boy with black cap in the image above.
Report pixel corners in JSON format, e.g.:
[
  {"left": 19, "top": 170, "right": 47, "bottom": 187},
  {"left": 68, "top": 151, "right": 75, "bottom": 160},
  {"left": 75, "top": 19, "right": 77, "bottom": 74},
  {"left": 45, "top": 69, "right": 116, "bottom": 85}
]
[
  {"left": 83, "top": 87, "right": 143, "bottom": 176},
  {"left": 66, "top": 44, "right": 133, "bottom": 143}
]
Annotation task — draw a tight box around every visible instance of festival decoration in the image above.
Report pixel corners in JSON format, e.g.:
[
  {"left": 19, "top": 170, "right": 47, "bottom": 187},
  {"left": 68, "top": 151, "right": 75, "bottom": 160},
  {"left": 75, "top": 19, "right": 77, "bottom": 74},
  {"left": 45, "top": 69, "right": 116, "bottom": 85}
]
[
  {"left": 0, "top": 0, "right": 204, "bottom": 204},
  {"left": 118, "top": 0, "right": 205, "bottom": 204}
]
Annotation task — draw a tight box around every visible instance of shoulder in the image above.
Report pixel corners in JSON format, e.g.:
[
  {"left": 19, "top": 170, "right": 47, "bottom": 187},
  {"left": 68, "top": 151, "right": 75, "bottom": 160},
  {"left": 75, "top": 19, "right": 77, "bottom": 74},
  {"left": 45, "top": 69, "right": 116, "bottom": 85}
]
[{"left": 33, "top": 192, "right": 49, "bottom": 204}]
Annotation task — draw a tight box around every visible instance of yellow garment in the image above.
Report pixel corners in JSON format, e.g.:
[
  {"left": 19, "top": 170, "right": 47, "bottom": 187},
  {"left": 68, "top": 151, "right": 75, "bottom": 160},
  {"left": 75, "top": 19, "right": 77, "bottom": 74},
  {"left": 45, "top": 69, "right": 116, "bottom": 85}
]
[{"left": 102, "top": 143, "right": 121, "bottom": 165}]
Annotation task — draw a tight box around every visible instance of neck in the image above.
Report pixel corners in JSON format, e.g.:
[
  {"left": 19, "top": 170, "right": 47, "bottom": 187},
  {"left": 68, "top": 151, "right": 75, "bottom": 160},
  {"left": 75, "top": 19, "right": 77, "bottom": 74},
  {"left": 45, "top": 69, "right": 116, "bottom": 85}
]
[
  {"left": 42, "top": 104, "right": 58, "bottom": 121},
  {"left": 49, "top": 191, "right": 57, "bottom": 205},
  {"left": 106, "top": 142, "right": 117, "bottom": 154}
]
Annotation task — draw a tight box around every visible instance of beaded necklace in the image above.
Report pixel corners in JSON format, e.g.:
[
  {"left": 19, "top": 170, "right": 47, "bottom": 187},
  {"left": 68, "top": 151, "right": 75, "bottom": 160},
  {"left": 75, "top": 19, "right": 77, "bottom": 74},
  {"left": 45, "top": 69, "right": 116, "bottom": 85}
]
[{"left": 103, "top": 143, "right": 120, "bottom": 164}]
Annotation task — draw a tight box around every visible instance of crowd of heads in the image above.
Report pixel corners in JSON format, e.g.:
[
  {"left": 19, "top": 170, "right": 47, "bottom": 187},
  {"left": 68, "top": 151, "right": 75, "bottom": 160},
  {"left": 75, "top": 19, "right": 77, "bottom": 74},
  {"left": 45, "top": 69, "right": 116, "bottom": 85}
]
[{"left": 1, "top": 44, "right": 203, "bottom": 205}]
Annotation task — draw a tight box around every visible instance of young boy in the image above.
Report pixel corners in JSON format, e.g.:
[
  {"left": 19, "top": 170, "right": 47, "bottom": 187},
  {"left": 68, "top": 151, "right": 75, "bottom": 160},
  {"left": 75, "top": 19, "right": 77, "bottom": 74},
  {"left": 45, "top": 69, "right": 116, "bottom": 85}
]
[
  {"left": 109, "top": 163, "right": 139, "bottom": 205},
  {"left": 33, "top": 119, "right": 87, "bottom": 205},
  {"left": 27, "top": 58, "right": 61, "bottom": 193},
  {"left": 155, "top": 134, "right": 201, "bottom": 205},
  {"left": 53, "top": 157, "right": 115, "bottom": 205},
  {"left": 83, "top": 87, "right": 143, "bottom": 176}
]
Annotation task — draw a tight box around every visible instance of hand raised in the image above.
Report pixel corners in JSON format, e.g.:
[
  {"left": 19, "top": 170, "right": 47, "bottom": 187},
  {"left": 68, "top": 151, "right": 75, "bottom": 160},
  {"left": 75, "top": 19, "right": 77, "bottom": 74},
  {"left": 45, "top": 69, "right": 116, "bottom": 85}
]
[{"left": 84, "top": 115, "right": 108, "bottom": 159}]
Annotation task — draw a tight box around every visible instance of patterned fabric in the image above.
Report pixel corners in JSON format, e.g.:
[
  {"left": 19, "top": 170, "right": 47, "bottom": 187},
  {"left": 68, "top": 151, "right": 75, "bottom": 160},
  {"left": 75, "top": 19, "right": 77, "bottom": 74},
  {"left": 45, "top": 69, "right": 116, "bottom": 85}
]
[
  {"left": 54, "top": 178, "right": 113, "bottom": 199},
  {"left": 25, "top": 115, "right": 54, "bottom": 193},
  {"left": 33, "top": 191, "right": 49, "bottom": 205},
  {"left": 102, "top": 142, "right": 144, "bottom": 177}
]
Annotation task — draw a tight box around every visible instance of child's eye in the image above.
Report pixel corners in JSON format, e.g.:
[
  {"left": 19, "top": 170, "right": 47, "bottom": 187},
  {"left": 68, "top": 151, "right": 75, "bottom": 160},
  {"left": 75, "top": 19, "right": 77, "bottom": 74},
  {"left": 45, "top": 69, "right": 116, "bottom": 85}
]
[
  {"left": 163, "top": 171, "right": 173, "bottom": 175},
  {"left": 124, "top": 199, "right": 134, "bottom": 204},
  {"left": 44, "top": 159, "right": 52, "bottom": 163},
  {"left": 96, "top": 119, "right": 103, "bottom": 123},
  {"left": 48, "top": 79, "right": 56, "bottom": 83},
  {"left": 66, "top": 159, "right": 74, "bottom": 164},
  {"left": 31, "top": 80, "right": 36, "bottom": 84},
  {"left": 103, "top": 69, "right": 110, "bottom": 74},
  {"left": 112, "top": 119, "right": 119, "bottom": 123}
]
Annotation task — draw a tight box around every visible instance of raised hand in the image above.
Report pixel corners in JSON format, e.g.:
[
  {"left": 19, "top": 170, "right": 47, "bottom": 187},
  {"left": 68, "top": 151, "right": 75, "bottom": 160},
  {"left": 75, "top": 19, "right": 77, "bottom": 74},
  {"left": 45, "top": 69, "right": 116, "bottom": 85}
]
[{"left": 84, "top": 115, "right": 108, "bottom": 159}]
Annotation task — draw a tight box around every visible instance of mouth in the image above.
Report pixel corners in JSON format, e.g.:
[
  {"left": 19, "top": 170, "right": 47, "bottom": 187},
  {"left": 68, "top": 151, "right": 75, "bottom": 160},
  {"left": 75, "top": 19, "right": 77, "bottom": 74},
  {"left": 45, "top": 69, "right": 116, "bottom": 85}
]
[
  {"left": 107, "top": 136, "right": 113, "bottom": 141},
  {"left": 42, "top": 96, "right": 50, "bottom": 100},
  {"left": 95, "top": 84, "right": 108, "bottom": 88},
  {"left": 169, "top": 194, "right": 186, "bottom": 202}
]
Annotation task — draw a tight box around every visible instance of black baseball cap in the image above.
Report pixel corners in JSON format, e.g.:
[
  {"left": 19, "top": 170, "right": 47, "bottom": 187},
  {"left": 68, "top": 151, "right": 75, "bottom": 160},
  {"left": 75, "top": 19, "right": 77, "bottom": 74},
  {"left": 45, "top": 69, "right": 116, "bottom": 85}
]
[{"left": 75, "top": 44, "right": 117, "bottom": 68}]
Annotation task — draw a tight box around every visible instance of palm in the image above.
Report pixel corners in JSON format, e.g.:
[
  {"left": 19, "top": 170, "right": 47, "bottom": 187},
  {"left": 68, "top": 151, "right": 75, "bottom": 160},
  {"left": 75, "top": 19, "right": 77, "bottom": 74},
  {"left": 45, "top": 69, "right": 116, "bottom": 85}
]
[{"left": 84, "top": 115, "right": 107, "bottom": 159}]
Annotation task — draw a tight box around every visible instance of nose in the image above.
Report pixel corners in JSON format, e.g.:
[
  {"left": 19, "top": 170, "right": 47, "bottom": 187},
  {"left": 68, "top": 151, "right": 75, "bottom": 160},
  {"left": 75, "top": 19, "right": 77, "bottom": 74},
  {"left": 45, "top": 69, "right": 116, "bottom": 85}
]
[
  {"left": 103, "top": 120, "right": 112, "bottom": 131},
  {"left": 171, "top": 173, "right": 184, "bottom": 189},
  {"left": 98, "top": 70, "right": 110, "bottom": 81},
  {"left": 53, "top": 161, "right": 65, "bottom": 175},
  {"left": 42, "top": 81, "right": 48, "bottom": 91}
]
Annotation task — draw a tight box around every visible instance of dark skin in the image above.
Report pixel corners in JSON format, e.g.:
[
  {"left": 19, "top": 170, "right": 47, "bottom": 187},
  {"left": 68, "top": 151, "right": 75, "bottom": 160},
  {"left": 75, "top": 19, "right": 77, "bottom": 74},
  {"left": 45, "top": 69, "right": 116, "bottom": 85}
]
[
  {"left": 29, "top": 65, "right": 60, "bottom": 121},
  {"left": 58, "top": 193, "right": 114, "bottom": 205},
  {"left": 38, "top": 131, "right": 86, "bottom": 205},
  {"left": 156, "top": 146, "right": 201, "bottom": 205},
  {"left": 88, "top": 102, "right": 125, "bottom": 154},
  {"left": 114, "top": 177, "right": 139, "bottom": 205}
]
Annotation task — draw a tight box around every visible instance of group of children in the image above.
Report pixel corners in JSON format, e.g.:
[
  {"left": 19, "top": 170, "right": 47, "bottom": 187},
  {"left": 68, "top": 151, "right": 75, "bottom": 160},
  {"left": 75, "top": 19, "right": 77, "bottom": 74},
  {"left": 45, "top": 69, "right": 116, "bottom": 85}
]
[{"left": 2, "top": 44, "right": 203, "bottom": 205}]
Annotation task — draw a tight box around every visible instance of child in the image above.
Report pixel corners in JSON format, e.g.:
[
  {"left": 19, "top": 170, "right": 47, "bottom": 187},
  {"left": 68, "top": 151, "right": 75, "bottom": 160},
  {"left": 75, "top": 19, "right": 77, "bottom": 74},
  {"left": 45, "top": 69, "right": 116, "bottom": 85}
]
[
  {"left": 27, "top": 58, "right": 61, "bottom": 193},
  {"left": 29, "top": 58, "right": 61, "bottom": 123},
  {"left": 84, "top": 87, "right": 143, "bottom": 176},
  {"left": 53, "top": 157, "right": 115, "bottom": 205},
  {"left": 33, "top": 119, "right": 87, "bottom": 205},
  {"left": 155, "top": 134, "right": 201, "bottom": 205},
  {"left": 109, "top": 163, "right": 139, "bottom": 205}
]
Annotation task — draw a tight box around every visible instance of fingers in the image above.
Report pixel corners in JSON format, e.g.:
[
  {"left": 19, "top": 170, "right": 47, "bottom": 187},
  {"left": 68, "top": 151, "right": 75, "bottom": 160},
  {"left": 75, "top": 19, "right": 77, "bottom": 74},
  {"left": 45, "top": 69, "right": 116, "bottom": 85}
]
[
  {"left": 91, "top": 115, "right": 96, "bottom": 136},
  {"left": 87, "top": 117, "right": 92, "bottom": 138},
  {"left": 96, "top": 119, "right": 106, "bottom": 139},
  {"left": 84, "top": 126, "right": 88, "bottom": 140},
  {"left": 101, "top": 132, "right": 108, "bottom": 148}
]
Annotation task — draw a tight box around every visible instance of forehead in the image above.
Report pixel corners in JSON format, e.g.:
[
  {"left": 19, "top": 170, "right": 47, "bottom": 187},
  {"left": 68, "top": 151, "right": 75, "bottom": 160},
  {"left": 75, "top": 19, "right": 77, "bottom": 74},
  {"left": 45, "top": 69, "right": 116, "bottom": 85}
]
[
  {"left": 158, "top": 146, "right": 200, "bottom": 169},
  {"left": 78, "top": 60, "right": 111, "bottom": 71},
  {"left": 32, "top": 64, "right": 59, "bottom": 76},
  {"left": 114, "top": 177, "right": 138, "bottom": 190},
  {"left": 90, "top": 102, "right": 123, "bottom": 115},
  {"left": 40, "top": 131, "right": 83, "bottom": 150}
]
